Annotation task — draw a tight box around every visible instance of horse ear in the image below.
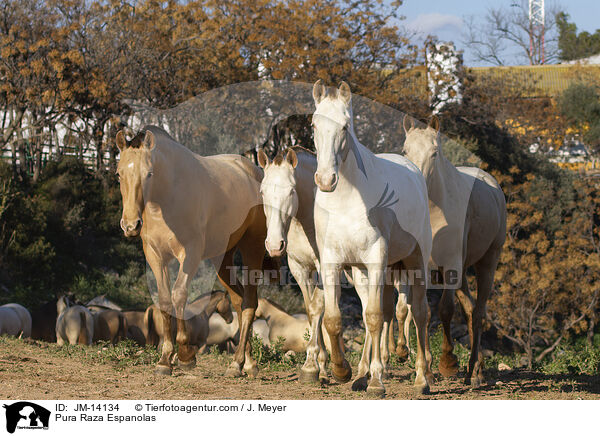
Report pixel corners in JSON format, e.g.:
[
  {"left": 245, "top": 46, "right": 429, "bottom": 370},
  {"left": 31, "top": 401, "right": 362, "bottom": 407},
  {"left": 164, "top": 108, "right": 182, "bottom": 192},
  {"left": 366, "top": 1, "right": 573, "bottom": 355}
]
[
  {"left": 402, "top": 115, "right": 414, "bottom": 134},
  {"left": 116, "top": 130, "right": 127, "bottom": 151},
  {"left": 338, "top": 81, "right": 351, "bottom": 105},
  {"left": 257, "top": 148, "right": 270, "bottom": 168},
  {"left": 429, "top": 115, "right": 440, "bottom": 133},
  {"left": 285, "top": 148, "right": 298, "bottom": 168},
  {"left": 313, "top": 79, "right": 326, "bottom": 105},
  {"left": 143, "top": 130, "right": 155, "bottom": 150}
]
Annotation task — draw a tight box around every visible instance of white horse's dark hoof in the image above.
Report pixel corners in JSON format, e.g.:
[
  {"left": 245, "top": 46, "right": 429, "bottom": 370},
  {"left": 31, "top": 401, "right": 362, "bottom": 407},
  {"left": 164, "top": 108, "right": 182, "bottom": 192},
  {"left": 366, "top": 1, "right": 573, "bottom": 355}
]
[
  {"left": 351, "top": 376, "right": 369, "bottom": 392},
  {"left": 155, "top": 365, "right": 172, "bottom": 376},
  {"left": 244, "top": 365, "right": 259, "bottom": 378},
  {"left": 414, "top": 383, "right": 430, "bottom": 395},
  {"left": 299, "top": 368, "right": 319, "bottom": 384}
]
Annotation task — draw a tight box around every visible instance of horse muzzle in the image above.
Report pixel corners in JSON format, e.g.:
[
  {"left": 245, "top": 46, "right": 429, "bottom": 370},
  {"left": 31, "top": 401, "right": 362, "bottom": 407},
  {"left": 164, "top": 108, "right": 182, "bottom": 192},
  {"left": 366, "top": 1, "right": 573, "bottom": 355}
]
[
  {"left": 121, "top": 218, "right": 142, "bottom": 237},
  {"left": 315, "top": 171, "right": 338, "bottom": 192},
  {"left": 265, "top": 239, "right": 286, "bottom": 257}
]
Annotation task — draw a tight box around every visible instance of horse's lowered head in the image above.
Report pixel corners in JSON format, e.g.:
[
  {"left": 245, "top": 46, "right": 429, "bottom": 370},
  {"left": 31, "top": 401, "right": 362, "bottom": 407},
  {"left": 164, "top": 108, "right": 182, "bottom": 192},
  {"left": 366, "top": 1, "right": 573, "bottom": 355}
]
[
  {"left": 115, "top": 129, "right": 156, "bottom": 237},
  {"left": 402, "top": 115, "right": 441, "bottom": 180},
  {"left": 311, "top": 80, "right": 353, "bottom": 192},
  {"left": 258, "top": 148, "right": 298, "bottom": 257}
]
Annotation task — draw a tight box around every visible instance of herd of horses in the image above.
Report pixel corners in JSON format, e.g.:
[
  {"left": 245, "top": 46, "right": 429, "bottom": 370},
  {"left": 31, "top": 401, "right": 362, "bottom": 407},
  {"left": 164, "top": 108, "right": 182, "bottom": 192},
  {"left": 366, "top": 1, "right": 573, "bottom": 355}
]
[
  {"left": 1, "top": 81, "right": 507, "bottom": 397},
  {"left": 0, "top": 292, "right": 322, "bottom": 356}
]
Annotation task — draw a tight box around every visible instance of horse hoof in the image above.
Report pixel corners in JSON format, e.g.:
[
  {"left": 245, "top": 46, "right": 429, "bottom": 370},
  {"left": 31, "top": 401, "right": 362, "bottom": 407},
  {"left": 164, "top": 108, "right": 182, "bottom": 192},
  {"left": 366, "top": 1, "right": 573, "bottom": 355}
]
[
  {"left": 178, "top": 358, "right": 196, "bottom": 371},
  {"left": 244, "top": 365, "right": 259, "bottom": 378},
  {"left": 396, "top": 346, "right": 409, "bottom": 362},
  {"left": 299, "top": 368, "right": 319, "bottom": 384},
  {"left": 154, "top": 365, "right": 172, "bottom": 376},
  {"left": 351, "top": 376, "right": 369, "bottom": 392},
  {"left": 439, "top": 354, "right": 459, "bottom": 378},
  {"left": 366, "top": 384, "right": 386, "bottom": 398},
  {"left": 319, "top": 374, "right": 330, "bottom": 386},
  {"left": 331, "top": 360, "right": 352, "bottom": 384},
  {"left": 470, "top": 376, "right": 483, "bottom": 389},
  {"left": 225, "top": 365, "right": 242, "bottom": 378},
  {"left": 414, "top": 383, "right": 430, "bottom": 395}
]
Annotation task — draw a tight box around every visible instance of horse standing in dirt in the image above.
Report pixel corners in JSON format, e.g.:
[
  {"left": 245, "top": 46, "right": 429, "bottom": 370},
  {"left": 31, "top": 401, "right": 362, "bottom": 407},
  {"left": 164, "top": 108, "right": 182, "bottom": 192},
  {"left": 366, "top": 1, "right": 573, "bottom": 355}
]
[
  {"left": 258, "top": 146, "right": 402, "bottom": 382},
  {"left": 55, "top": 296, "right": 94, "bottom": 345},
  {"left": 0, "top": 303, "right": 32, "bottom": 337},
  {"left": 116, "top": 126, "right": 267, "bottom": 376},
  {"left": 402, "top": 116, "right": 507, "bottom": 387},
  {"left": 310, "top": 81, "right": 433, "bottom": 395},
  {"left": 144, "top": 290, "right": 233, "bottom": 351}
]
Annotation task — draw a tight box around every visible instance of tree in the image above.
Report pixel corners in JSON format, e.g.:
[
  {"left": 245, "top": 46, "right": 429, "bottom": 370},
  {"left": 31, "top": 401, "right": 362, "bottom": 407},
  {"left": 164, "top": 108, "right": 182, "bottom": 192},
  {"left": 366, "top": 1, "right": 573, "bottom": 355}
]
[
  {"left": 462, "top": 0, "right": 561, "bottom": 65},
  {"left": 559, "top": 82, "right": 600, "bottom": 153},
  {"left": 557, "top": 12, "right": 600, "bottom": 62}
]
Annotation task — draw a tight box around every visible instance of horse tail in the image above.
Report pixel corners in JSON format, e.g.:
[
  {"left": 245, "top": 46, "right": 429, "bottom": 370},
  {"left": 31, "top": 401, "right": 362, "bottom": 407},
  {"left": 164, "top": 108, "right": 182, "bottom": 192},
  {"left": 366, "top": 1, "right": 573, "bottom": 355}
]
[
  {"left": 118, "top": 313, "right": 127, "bottom": 342},
  {"left": 78, "top": 311, "right": 90, "bottom": 345},
  {"left": 144, "top": 306, "right": 158, "bottom": 346}
]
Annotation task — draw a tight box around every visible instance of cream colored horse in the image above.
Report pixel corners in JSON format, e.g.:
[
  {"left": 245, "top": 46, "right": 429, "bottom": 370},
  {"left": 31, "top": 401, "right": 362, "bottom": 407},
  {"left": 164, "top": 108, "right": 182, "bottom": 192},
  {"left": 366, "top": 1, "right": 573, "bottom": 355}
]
[
  {"left": 116, "top": 126, "right": 266, "bottom": 377},
  {"left": 123, "top": 311, "right": 147, "bottom": 345},
  {"left": 56, "top": 297, "right": 94, "bottom": 345},
  {"left": 258, "top": 146, "right": 330, "bottom": 382},
  {"left": 402, "top": 116, "right": 507, "bottom": 387},
  {"left": 311, "top": 81, "right": 433, "bottom": 396},
  {"left": 145, "top": 291, "right": 234, "bottom": 353},
  {"left": 255, "top": 298, "right": 333, "bottom": 353},
  {"left": 205, "top": 312, "right": 271, "bottom": 351},
  {"left": 0, "top": 304, "right": 32, "bottom": 337}
]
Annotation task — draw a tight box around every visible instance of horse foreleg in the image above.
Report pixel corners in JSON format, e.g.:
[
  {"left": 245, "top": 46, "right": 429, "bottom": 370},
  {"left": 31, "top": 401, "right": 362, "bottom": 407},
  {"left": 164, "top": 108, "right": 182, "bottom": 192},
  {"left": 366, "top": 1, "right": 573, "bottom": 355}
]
[
  {"left": 395, "top": 283, "right": 411, "bottom": 361},
  {"left": 172, "top": 253, "right": 202, "bottom": 370},
  {"left": 322, "top": 260, "right": 351, "bottom": 385},
  {"left": 144, "top": 246, "right": 174, "bottom": 376},
  {"left": 350, "top": 266, "right": 372, "bottom": 391}
]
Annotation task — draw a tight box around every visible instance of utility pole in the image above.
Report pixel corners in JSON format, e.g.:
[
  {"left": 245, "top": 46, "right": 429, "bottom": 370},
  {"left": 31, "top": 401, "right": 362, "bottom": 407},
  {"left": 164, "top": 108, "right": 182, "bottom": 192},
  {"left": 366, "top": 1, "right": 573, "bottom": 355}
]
[{"left": 529, "top": 0, "right": 545, "bottom": 64}]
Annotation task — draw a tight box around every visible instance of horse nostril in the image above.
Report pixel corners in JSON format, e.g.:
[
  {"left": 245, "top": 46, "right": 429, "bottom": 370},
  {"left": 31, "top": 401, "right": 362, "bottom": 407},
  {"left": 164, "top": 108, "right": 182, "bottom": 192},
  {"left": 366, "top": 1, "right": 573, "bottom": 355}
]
[
  {"left": 279, "top": 240, "right": 285, "bottom": 251},
  {"left": 331, "top": 173, "right": 337, "bottom": 186}
]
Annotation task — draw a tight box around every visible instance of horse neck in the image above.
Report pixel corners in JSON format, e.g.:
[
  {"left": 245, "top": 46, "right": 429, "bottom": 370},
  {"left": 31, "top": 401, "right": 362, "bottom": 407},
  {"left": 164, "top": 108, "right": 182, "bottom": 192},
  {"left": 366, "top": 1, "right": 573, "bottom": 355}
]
[
  {"left": 426, "top": 152, "right": 457, "bottom": 205},
  {"left": 336, "top": 128, "right": 373, "bottom": 193},
  {"left": 259, "top": 300, "right": 293, "bottom": 328},
  {"left": 204, "top": 293, "right": 224, "bottom": 317}
]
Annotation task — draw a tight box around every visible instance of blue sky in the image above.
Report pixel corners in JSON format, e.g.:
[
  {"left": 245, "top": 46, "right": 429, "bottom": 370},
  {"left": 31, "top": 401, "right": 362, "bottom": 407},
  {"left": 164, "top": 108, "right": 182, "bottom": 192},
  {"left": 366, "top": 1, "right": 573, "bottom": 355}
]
[{"left": 397, "top": 0, "right": 599, "bottom": 65}]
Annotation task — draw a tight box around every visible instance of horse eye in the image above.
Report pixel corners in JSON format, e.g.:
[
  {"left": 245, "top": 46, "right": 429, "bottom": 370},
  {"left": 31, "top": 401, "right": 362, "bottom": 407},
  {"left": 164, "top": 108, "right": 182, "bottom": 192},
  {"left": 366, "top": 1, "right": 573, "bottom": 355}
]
[{"left": 147, "top": 172, "right": 153, "bottom": 178}]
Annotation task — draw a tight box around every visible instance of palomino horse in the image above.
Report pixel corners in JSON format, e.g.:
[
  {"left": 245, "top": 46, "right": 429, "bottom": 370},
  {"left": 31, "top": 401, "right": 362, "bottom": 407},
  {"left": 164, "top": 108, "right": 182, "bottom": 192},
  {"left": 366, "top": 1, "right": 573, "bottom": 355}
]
[
  {"left": 258, "top": 146, "right": 401, "bottom": 382},
  {"left": 55, "top": 296, "right": 94, "bottom": 345},
  {"left": 402, "top": 116, "right": 507, "bottom": 387},
  {"left": 144, "top": 290, "right": 234, "bottom": 352},
  {"left": 92, "top": 310, "right": 127, "bottom": 344},
  {"left": 206, "top": 312, "right": 271, "bottom": 352},
  {"left": 310, "top": 80, "right": 433, "bottom": 396},
  {"left": 0, "top": 303, "right": 32, "bottom": 337},
  {"left": 123, "top": 311, "right": 147, "bottom": 346},
  {"left": 116, "top": 126, "right": 267, "bottom": 377},
  {"left": 255, "top": 298, "right": 333, "bottom": 354}
]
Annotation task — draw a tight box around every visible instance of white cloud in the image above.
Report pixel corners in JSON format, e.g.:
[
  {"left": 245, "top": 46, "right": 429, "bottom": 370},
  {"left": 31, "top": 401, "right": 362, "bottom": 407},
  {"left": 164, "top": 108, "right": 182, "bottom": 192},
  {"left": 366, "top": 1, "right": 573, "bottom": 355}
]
[{"left": 407, "top": 13, "right": 463, "bottom": 36}]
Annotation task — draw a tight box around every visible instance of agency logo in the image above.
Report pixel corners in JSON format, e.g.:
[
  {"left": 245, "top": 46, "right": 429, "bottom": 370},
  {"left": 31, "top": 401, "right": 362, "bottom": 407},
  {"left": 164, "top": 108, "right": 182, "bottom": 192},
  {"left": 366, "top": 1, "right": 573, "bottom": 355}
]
[{"left": 2, "top": 402, "right": 50, "bottom": 434}]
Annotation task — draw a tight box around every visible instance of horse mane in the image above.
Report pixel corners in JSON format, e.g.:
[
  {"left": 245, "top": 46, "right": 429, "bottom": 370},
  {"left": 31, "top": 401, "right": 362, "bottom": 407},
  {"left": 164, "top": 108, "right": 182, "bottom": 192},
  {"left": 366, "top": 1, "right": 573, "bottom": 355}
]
[{"left": 128, "top": 126, "right": 176, "bottom": 148}]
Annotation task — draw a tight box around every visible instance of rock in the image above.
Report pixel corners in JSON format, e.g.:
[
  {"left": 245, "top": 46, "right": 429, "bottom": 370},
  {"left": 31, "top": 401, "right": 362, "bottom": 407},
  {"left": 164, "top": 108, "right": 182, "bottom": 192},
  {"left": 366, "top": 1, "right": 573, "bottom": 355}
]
[
  {"left": 284, "top": 350, "right": 296, "bottom": 360},
  {"left": 498, "top": 362, "right": 512, "bottom": 371},
  {"left": 495, "top": 380, "right": 504, "bottom": 386}
]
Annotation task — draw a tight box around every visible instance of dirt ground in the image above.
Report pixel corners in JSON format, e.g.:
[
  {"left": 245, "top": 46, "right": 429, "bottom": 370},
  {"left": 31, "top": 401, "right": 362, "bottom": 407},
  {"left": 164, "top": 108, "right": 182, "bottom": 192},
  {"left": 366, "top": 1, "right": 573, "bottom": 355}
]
[{"left": 1, "top": 338, "right": 599, "bottom": 400}]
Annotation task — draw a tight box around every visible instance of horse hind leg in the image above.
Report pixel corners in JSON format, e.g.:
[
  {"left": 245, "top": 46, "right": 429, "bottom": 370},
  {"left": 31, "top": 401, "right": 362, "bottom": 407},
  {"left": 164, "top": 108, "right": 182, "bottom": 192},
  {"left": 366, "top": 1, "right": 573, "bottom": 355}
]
[
  {"left": 381, "top": 283, "right": 395, "bottom": 379},
  {"left": 465, "top": 249, "right": 501, "bottom": 388},
  {"left": 438, "top": 288, "right": 459, "bottom": 377},
  {"left": 395, "top": 282, "right": 411, "bottom": 361}
]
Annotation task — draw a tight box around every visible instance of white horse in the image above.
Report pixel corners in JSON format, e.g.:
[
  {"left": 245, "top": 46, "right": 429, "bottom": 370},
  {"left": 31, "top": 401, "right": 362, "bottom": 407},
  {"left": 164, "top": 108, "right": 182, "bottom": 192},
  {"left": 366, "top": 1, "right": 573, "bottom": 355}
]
[
  {"left": 205, "top": 312, "right": 271, "bottom": 352},
  {"left": 258, "top": 146, "right": 405, "bottom": 382},
  {"left": 0, "top": 303, "right": 32, "bottom": 338},
  {"left": 311, "top": 80, "right": 433, "bottom": 395}
]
